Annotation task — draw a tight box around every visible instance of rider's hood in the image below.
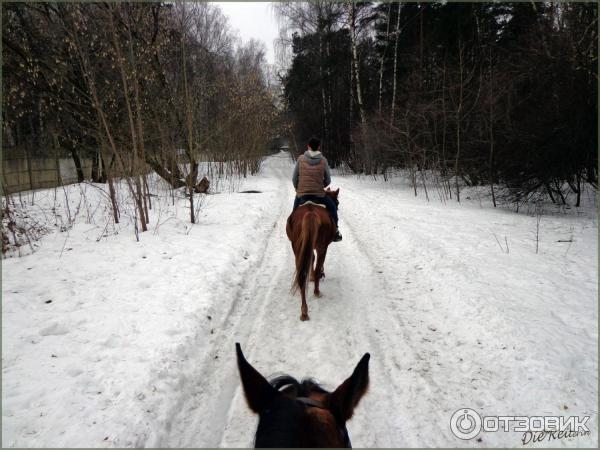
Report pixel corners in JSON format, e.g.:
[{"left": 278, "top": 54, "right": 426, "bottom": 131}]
[{"left": 303, "top": 150, "right": 324, "bottom": 165}]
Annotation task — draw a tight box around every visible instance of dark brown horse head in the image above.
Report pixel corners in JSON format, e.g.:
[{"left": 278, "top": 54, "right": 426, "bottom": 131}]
[
  {"left": 236, "top": 343, "right": 370, "bottom": 448},
  {"left": 325, "top": 187, "right": 340, "bottom": 207}
]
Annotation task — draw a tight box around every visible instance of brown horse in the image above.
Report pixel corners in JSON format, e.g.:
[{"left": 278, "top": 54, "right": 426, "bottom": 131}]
[
  {"left": 236, "top": 343, "right": 370, "bottom": 448},
  {"left": 286, "top": 188, "right": 339, "bottom": 321}
]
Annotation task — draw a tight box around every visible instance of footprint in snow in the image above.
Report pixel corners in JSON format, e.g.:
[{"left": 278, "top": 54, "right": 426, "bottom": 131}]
[
  {"left": 67, "top": 367, "right": 83, "bottom": 377},
  {"left": 103, "top": 334, "right": 121, "bottom": 348},
  {"left": 39, "top": 323, "right": 69, "bottom": 336}
]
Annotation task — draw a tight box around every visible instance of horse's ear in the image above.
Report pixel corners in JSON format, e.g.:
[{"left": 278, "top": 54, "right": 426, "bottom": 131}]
[
  {"left": 236, "top": 343, "right": 277, "bottom": 414},
  {"left": 335, "top": 188, "right": 340, "bottom": 194},
  {"left": 329, "top": 353, "right": 370, "bottom": 422}
]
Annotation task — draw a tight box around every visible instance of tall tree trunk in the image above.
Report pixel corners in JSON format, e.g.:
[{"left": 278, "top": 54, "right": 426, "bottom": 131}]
[
  {"left": 350, "top": 3, "right": 365, "bottom": 127},
  {"left": 181, "top": 9, "right": 196, "bottom": 225},
  {"left": 127, "top": 23, "right": 151, "bottom": 221},
  {"left": 488, "top": 48, "right": 496, "bottom": 207},
  {"left": 419, "top": 3, "right": 424, "bottom": 90},
  {"left": 349, "top": 46, "right": 354, "bottom": 131},
  {"left": 378, "top": 2, "right": 392, "bottom": 115},
  {"left": 545, "top": 182, "right": 556, "bottom": 204},
  {"left": 441, "top": 54, "right": 451, "bottom": 199},
  {"left": 350, "top": 2, "right": 367, "bottom": 172},
  {"left": 454, "top": 40, "right": 464, "bottom": 203},
  {"left": 53, "top": 133, "right": 63, "bottom": 186},
  {"left": 576, "top": 171, "right": 581, "bottom": 207},
  {"left": 318, "top": 29, "right": 329, "bottom": 151},
  {"left": 68, "top": 139, "right": 85, "bottom": 183},
  {"left": 108, "top": 5, "right": 147, "bottom": 231},
  {"left": 390, "top": 2, "right": 402, "bottom": 124},
  {"left": 326, "top": 39, "right": 334, "bottom": 156},
  {"left": 97, "top": 118, "right": 119, "bottom": 223},
  {"left": 91, "top": 148, "right": 103, "bottom": 183}
]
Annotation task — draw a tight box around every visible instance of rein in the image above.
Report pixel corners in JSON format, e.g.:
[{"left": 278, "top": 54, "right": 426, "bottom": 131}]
[{"left": 296, "top": 397, "right": 352, "bottom": 448}]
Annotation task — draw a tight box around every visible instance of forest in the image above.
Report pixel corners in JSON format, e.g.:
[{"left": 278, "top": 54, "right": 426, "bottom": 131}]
[
  {"left": 276, "top": 1, "right": 597, "bottom": 205},
  {"left": 1, "top": 4, "right": 598, "bottom": 447},
  {"left": 3, "top": 2, "right": 278, "bottom": 229},
  {"left": 2, "top": 2, "right": 598, "bottom": 219}
]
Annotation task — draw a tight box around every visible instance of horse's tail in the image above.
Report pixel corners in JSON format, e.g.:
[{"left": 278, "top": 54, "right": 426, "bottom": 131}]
[{"left": 292, "top": 211, "right": 321, "bottom": 293}]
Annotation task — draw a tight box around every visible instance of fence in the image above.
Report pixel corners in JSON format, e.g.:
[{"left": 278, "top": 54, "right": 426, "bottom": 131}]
[{"left": 2, "top": 156, "right": 94, "bottom": 195}]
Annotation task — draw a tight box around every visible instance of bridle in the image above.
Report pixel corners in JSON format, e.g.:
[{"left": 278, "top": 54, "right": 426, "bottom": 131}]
[{"left": 296, "top": 397, "right": 352, "bottom": 448}]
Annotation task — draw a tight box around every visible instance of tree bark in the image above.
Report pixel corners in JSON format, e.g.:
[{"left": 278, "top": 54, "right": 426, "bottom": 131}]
[
  {"left": 318, "top": 28, "right": 329, "bottom": 151},
  {"left": 108, "top": 5, "right": 147, "bottom": 230},
  {"left": 350, "top": 2, "right": 366, "bottom": 127},
  {"left": 180, "top": 7, "right": 196, "bottom": 224},
  {"left": 146, "top": 158, "right": 186, "bottom": 189},
  {"left": 68, "top": 140, "right": 85, "bottom": 183},
  {"left": 488, "top": 48, "right": 496, "bottom": 207},
  {"left": 454, "top": 40, "right": 464, "bottom": 203},
  {"left": 378, "top": 3, "right": 392, "bottom": 115},
  {"left": 390, "top": 3, "right": 402, "bottom": 124}
]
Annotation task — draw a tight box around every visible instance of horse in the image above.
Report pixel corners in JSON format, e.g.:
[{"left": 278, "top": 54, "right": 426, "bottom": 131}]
[
  {"left": 286, "top": 188, "right": 339, "bottom": 321},
  {"left": 236, "top": 343, "right": 370, "bottom": 448}
]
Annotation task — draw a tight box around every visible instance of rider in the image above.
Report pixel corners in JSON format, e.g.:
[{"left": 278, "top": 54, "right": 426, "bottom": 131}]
[{"left": 292, "top": 137, "right": 342, "bottom": 242}]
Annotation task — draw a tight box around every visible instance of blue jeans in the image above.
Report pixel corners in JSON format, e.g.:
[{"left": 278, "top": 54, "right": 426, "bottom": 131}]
[{"left": 293, "top": 195, "right": 338, "bottom": 226}]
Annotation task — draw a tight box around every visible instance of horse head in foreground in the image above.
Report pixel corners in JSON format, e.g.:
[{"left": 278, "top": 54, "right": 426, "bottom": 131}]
[
  {"left": 286, "top": 188, "right": 340, "bottom": 321},
  {"left": 236, "top": 343, "right": 370, "bottom": 448}
]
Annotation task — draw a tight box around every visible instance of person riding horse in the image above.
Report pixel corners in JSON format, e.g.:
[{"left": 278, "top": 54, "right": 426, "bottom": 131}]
[{"left": 292, "top": 137, "right": 342, "bottom": 242}]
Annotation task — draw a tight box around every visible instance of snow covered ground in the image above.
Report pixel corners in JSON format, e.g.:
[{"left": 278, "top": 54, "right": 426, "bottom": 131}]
[{"left": 2, "top": 152, "right": 597, "bottom": 448}]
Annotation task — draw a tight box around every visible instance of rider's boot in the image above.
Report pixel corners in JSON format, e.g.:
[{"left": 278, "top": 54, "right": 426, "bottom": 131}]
[{"left": 333, "top": 227, "right": 342, "bottom": 242}]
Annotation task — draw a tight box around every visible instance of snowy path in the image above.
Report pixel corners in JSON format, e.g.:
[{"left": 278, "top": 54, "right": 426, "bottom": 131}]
[
  {"left": 146, "top": 159, "right": 414, "bottom": 448},
  {"left": 2, "top": 153, "right": 597, "bottom": 448}
]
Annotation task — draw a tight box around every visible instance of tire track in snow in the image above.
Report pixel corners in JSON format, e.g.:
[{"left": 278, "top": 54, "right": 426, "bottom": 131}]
[
  {"left": 339, "top": 194, "right": 453, "bottom": 446},
  {"left": 214, "top": 177, "right": 419, "bottom": 447},
  {"left": 146, "top": 162, "right": 596, "bottom": 448},
  {"left": 150, "top": 158, "right": 433, "bottom": 447},
  {"left": 338, "top": 181, "right": 599, "bottom": 447},
  {"left": 339, "top": 183, "right": 511, "bottom": 446},
  {"left": 144, "top": 157, "right": 296, "bottom": 448},
  {"left": 142, "top": 157, "right": 510, "bottom": 448},
  {"left": 328, "top": 221, "right": 414, "bottom": 447}
]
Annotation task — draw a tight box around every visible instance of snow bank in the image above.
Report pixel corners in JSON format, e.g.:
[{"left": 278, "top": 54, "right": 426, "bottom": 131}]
[{"left": 2, "top": 152, "right": 597, "bottom": 447}]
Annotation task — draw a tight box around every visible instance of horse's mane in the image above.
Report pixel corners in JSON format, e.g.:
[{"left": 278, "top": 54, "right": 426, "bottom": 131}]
[
  {"left": 253, "top": 375, "right": 347, "bottom": 448},
  {"left": 252, "top": 375, "right": 328, "bottom": 448},
  {"left": 269, "top": 375, "right": 330, "bottom": 397}
]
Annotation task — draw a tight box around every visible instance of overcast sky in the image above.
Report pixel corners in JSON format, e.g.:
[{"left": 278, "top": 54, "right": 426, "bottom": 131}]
[{"left": 212, "top": 2, "right": 280, "bottom": 66}]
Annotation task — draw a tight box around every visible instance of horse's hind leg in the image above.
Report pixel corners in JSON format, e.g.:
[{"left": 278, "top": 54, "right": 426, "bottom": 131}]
[
  {"left": 313, "top": 246, "right": 328, "bottom": 298},
  {"left": 300, "top": 286, "right": 309, "bottom": 321}
]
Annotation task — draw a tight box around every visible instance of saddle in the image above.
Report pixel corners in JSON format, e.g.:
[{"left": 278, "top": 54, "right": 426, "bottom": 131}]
[{"left": 298, "top": 200, "right": 326, "bottom": 208}]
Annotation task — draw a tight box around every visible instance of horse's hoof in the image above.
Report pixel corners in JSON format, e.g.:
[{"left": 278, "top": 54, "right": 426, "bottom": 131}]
[
  {"left": 300, "top": 314, "right": 310, "bottom": 321},
  {"left": 314, "top": 291, "right": 322, "bottom": 298}
]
